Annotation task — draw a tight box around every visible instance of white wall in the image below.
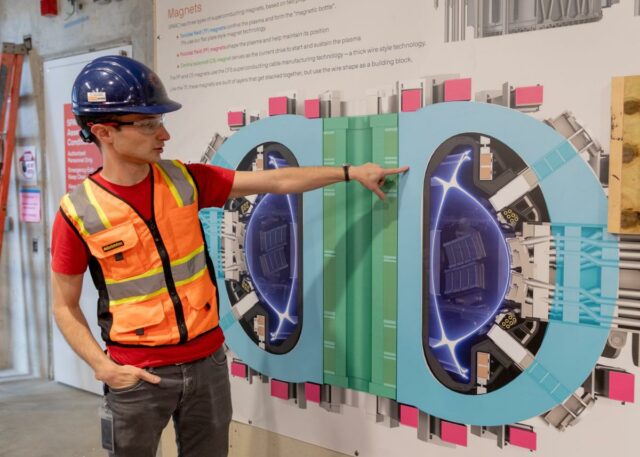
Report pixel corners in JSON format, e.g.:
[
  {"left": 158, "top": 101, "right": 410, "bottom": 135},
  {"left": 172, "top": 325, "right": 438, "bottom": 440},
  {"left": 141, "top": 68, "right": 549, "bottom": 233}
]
[
  {"left": 0, "top": 0, "right": 155, "bottom": 379},
  {"left": 154, "top": 1, "right": 640, "bottom": 456}
]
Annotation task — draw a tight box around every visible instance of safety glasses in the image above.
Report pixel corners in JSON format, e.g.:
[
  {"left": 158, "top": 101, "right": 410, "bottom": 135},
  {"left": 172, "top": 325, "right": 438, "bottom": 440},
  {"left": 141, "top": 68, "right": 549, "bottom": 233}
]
[{"left": 88, "top": 115, "right": 165, "bottom": 135}]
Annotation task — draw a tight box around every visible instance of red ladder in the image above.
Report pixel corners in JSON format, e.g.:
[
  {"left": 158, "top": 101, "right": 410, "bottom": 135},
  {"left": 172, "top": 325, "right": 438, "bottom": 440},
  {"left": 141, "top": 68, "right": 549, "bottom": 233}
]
[{"left": 0, "top": 41, "right": 29, "bottom": 257}]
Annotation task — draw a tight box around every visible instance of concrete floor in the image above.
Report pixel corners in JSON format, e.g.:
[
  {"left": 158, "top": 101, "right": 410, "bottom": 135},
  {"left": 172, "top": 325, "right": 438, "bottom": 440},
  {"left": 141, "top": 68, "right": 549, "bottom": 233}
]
[
  {"left": 0, "top": 379, "right": 349, "bottom": 457},
  {"left": 0, "top": 379, "right": 104, "bottom": 457}
]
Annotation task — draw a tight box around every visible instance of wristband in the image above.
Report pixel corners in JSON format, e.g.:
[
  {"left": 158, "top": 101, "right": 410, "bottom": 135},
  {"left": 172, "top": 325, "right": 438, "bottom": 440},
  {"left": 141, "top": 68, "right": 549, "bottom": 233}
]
[{"left": 342, "top": 163, "right": 351, "bottom": 182}]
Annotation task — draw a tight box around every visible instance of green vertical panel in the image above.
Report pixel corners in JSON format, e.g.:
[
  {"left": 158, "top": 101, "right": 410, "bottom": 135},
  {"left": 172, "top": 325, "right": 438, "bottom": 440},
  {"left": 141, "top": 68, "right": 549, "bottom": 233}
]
[
  {"left": 346, "top": 116, "right": 373, "bottom": 393},
  {"left": 369, "top": 114, "right": 398, "bottom": 399},
  {"left": 323, "top": 118, "right": 349, "bottom": 388}
]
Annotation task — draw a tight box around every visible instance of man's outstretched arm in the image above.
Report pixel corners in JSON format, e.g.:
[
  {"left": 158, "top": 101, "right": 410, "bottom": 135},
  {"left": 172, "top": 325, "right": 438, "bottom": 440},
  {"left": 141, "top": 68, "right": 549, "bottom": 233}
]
[{"left": 229, "top": 163, "right": 409, "bottom": 200}]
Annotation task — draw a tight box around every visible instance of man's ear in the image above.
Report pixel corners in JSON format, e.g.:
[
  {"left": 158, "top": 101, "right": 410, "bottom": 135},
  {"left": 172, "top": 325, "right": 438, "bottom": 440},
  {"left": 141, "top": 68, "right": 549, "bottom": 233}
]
[{"left": 91, "top": 124, "right": 113, "bottom": 145}]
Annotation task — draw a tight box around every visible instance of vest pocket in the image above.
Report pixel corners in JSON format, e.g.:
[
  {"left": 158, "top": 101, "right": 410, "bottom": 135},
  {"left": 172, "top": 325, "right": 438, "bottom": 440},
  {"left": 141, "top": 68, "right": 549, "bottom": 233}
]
[
  {"left": 182, "top": 278, "right": 219, "bottom": 337},
  {"left": 184, "top": 272, "right": 217, "bottom": 309},
  {"left": 110, "top": 299, "right": 167, "bottom": 345},
  {"left": 86, "top": 221, "right": 149, "bottom": 281}
]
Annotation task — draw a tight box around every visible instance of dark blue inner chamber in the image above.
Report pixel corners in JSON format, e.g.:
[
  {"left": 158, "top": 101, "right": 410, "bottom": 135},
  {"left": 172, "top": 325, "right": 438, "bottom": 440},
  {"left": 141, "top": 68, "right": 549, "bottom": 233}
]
[
  {"left": 244, "top": 152, "right": 299, "bottom": 344},
  {"left": 428, "top": 148, "right": 513, "bottom": 383}
]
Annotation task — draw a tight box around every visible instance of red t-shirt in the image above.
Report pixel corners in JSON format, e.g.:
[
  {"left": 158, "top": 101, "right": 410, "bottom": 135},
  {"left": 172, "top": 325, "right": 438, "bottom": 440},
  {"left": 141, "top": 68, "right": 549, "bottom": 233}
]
[{"left": 51, "top": 163, "right": 235, "bottom": 367}]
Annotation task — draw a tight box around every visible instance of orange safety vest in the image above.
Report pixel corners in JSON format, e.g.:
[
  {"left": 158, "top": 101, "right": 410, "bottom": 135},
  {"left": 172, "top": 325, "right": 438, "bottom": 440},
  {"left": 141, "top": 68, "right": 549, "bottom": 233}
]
[{"left": 59, "top": 160, "right": 220, "bottom": 346}]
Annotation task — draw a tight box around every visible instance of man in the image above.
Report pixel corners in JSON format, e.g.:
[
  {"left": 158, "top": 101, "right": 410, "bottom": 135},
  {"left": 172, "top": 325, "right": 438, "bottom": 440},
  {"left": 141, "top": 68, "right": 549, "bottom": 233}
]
[{"left": 51, "top": 55, "right": 408, "bottom": 457}]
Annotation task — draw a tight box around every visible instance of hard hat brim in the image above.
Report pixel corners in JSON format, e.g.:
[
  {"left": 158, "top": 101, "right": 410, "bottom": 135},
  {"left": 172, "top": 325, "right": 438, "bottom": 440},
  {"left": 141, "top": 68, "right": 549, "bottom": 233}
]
[{"left": 72, "top": 100, "right": 182, "bottom": 116}]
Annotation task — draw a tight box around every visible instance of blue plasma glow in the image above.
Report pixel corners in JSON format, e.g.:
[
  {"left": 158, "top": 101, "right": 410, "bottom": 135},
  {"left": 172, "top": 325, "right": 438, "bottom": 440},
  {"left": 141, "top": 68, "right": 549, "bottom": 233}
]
[
  {"left": 428, "top": 149, "right": 512, "bottom": 383},
  {"left": 244, "top": 152, "right": 300, "bottom": 344}
]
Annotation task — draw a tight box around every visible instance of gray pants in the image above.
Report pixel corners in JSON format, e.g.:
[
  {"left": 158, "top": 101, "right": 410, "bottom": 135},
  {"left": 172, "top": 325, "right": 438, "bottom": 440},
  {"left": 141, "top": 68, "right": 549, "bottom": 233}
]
[{"left": 104, "top": 347, "right": 232, "bottom": 457}]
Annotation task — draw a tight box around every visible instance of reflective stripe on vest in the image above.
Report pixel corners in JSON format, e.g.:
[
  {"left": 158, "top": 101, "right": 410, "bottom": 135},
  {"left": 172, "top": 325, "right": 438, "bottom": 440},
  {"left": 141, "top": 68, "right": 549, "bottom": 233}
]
[
  {"left": 156, "top": 160, "right": 196, "bottom": 207},
  {"left": 59, "top": 159, "right": 218, "bottom": 346},
  {"left": 106, "top": 246, "right": 207, "bottom": 306}
]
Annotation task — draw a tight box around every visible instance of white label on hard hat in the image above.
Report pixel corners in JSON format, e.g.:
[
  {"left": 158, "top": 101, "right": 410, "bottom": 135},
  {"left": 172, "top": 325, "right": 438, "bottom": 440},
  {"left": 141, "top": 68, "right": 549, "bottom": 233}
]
[{"left": 87, "top": 91, "right": 107, "bottom": 102}]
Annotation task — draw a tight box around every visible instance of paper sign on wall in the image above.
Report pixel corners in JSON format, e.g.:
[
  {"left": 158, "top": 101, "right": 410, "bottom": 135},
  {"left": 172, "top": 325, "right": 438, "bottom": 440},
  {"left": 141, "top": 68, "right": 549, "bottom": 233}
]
[
  {"left": 64, "top": 103, "right": 102, "bottom": 192},
  {"left": 19, "top": 187, "right": 41, "bottom": 223},
  {"left": 17, "top": 146, "right": 38, "bottom": 184}
]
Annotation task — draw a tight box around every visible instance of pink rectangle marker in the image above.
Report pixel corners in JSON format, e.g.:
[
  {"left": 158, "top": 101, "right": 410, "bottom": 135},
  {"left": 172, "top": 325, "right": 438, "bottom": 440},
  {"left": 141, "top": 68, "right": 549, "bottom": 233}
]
[
  {"left": 305, "top": 382, "right": 321, "bottom": 403},
  {"left": 401, "top": 89, "right": 422, "bottom": 112},
  {"left": 609, "top": 371, "right": 635, "bottom": 403},
  {"left": 230, "top": 361, "right": 247, "bottom": 378},
  {"left": 270, "top": 379, "right": 290, "bottom": 400},
  {"left": 508, "top": 426, "right": 537, "bottom": 451},
  {"left": 305, "top": 99, "right": 321, "bottom": 119},
  {"left": 513, "top": 85, "right": 543, "bottom": 107},
  {"left": 399, "top": 404, "right": 419, "bottom": 428},
  {"left": 227, "top": 111, "right": 244, "bottom": 127},
  {"left": 269, "top": 96, "right": 289, "bottom": 116},
  {"left": 440, "top": 421, "right": 467, "bottom": 447},
  {"left": 444, "top": 78, "right": 472, "bottom": 102}
]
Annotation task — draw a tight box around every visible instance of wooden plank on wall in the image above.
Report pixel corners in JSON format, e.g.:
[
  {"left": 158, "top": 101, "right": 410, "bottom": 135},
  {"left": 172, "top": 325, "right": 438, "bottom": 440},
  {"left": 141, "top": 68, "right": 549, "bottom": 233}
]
[{"left": 609, "top": 75, "right": 640, "bottom": 234}]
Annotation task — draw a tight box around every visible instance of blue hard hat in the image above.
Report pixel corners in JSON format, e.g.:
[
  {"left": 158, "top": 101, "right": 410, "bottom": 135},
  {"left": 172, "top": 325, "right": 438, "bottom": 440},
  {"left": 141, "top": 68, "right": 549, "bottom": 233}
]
[{"left": 71, "top": 55, "right": 181, "bottom": 115}]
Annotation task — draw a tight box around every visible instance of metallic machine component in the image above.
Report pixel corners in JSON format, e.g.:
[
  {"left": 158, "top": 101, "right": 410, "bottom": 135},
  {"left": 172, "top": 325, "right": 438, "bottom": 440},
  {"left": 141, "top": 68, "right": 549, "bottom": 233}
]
[
  {"left": 227, "top": 108, "right": 246, "bottom": 130},
  {"left": 477, "top": 81, "right": 543, "bottom": 113},
  {"left": 319, "top": 90, "right": 341, "bottom": 118},
  {"left": 416, "top": 410, "right": 433, "bottom": 443},
  {"left": 200, "top": 132, "right": 226, "bottom": 164},
  {"left": 366, "top": 88, "right": 398, "bottom": 115},
  {"left": 543, "top": 391, "right": 595, "bottom": 431},
  {"left": 608, "top": 237, "right": 640, "bottom": 340},
  {"left": 584, "top": 364, "right": 636, "bottom": 402},
  {"left": 320, "top": 385, "right": 345, "bottom": 413},
  {"left": 476, "top": 352, "right": 491, "bottom": 393},
  {"left": 295, "top": 383, "right": 307, "bottom": 409},
  {"left": 479, "top": 136, "right": 493, "bottom": 181},
  {"left": 458, "top": 0, "right": 620, "bottom": 41},
  {"left": 476, "top": 82, "right": 510, "bottom": 107},
  {"left": 232, "top": 291, "right": 260, "bottom": 320},
  {"left": 487, "top": 325, "right": 534, "bottom": 370},
  {"left": 602, "top": 330, "right": 628, "bottom": 358},
  {"left": 269, "top": 94, "right": 297, "bottom": 116},
  {"left": 470, "top": 425, "right": 507, "bottom": 448},
  {"left": 520, "top": 232, "right": 640, "bottom": 334},
  {"left": 432, "top": 76, "right": 473, "bottom": 104},
  {"left": 253, "top": 314, "right": 266, "bottom": 349},
  {"left": 221, "top": 210, "right": 247, "bottom": 283},
  {"left": 444, "top": 0, "right": 468, "bottom": 42},
  {"left": 227, "top": 109, "right": 260, "bottom": 130},
  {"left": 396, "top": 78, "right": 428, "bottom": 112},
  {"left": 488, "top": 168, "right": 538, "bottom": 212},
  {"left": 516, "top": 223, "right": 553, "bottom": 321},
  {"left": 510, "top": 85, "right": 543, "bottom": 112},
  {"left": 375, "top": 397, "right": 400, "bottom": 427},
  {"left": 545, "top": 111, "right": 605, "bottom": 181}
]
